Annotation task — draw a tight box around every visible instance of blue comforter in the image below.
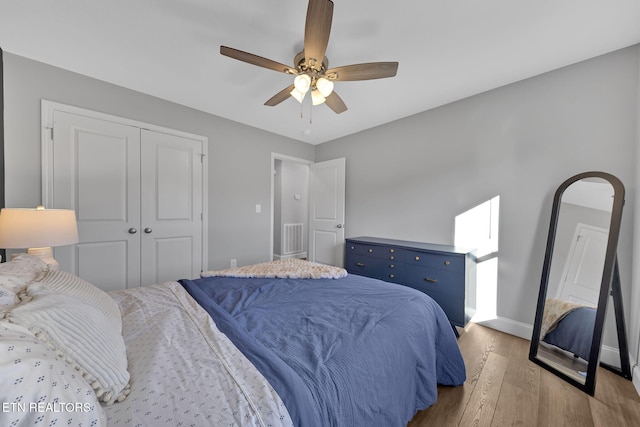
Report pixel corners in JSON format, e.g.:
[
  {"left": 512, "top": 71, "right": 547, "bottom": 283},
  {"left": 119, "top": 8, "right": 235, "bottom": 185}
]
[
  {"left": 180, "top": 273, "right": 465, "bottom": 427},
  {"left": 543, "top": 306, "right": 595, "bottom": 361}
]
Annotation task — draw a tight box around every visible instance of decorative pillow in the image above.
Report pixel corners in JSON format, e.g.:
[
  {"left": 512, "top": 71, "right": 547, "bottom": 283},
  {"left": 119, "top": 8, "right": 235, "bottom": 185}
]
[
  {"left": 4, "top": 283, "right": 131, "bottom": 405},
  {"left": 0, "top": 321, "right": 106, "bottom": 426},
  {"left": 37, "top": 268, "right": 122, "bottom": 329},
  {"left": 0, "top": 254, "right": 49, "bottom": 307}
]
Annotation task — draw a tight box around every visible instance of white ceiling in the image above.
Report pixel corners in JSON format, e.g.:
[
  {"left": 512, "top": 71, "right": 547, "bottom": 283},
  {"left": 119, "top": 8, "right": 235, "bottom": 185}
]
[{"left": 1, "top": 0, "right": 639, "bottom": 145}]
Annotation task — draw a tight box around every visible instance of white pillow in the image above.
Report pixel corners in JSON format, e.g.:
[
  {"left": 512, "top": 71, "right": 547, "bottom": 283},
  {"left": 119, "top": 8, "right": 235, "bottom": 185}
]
[
  {"left": 0, "top": 254, "right": 49, "bottom": 307},
  {"left": 38, "top": 268, "right": 122, "bottom": 328},
  {"left": 0, "top": 321, "right": 106, "bottom": 426},
  {"left": 4, "top": 283, "right": 131, "bottom": 405}
]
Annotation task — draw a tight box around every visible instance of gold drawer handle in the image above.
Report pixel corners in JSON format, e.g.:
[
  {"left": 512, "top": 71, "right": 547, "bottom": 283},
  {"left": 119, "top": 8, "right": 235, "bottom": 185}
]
[
  {"left": 356, "top": 262, "right": 365, "bottom": 267},
  {"left": 389, "top": 255, "right": 395, "bottom": 260},
  {"left": 389, "top": 274, "right": 395, "bottom": 279},
  {"left": 368, "top": 249, "right": 374, "bottom": 253},
  {"left": 425, "top": 277, "right": 438, "bottom": 283},
  {"left": 350, "top": 246, "right": 355, "bottom": 250},
  {"left": 415, "top": 256, "right": 420, "bottom": 261},
  {"left": 389, "top": 264, "right": 395, "bottom": 268},
  {"left": 444, "top": 261, "right": 451, "bottom": 266},
  {"left": 389, "top": 249, "right": 395, "bottom": 253}
]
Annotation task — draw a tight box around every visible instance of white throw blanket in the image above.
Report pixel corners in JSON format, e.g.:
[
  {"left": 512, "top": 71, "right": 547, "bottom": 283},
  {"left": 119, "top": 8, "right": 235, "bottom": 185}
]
[{"left": 201, "top": 258, "right": 348, "bottom": 279}]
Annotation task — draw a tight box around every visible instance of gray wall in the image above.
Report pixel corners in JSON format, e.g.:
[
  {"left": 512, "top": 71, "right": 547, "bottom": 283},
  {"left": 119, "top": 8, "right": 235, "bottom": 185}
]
[
  {"left": 2, "top": 53, "right": 315, "bottom": 270},
  {"left": 316, "top": 46, "right": 639, "bottom": 337}
]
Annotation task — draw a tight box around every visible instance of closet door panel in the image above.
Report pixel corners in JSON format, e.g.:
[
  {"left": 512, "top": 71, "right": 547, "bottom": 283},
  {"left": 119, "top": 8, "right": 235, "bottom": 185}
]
[
  {"left": 52, "top": 111, "right": 141, "bottom": 290},
  {"left": 140, "top": 130, "right": 203, "bottom": 285}
]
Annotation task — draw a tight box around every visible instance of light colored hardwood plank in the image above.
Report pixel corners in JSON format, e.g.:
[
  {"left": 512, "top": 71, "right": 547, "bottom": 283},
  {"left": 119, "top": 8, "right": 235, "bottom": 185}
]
[
  {"left": 458, "top": 351, "right": 508, "bottom": 427},
  {"left": 592, "top": 367, "right": 640, "bottom": 427},
  {"left": 458, "top": 323, "right": 508, "bottom": 387},
  {"left": 503, "top": 333, "right": 539, "bottom": 394},
  {"left": 409, "top": 384, "right": 471, "bottom": 427},
  {"left": 589, "top": 396, "right": 629, "bottom": 427},
  {"left": 491, "top": 381, "right": 538, "bottom": 427},
  {"left": 537, "top": 365, "right": 595, "bottom": 427}
]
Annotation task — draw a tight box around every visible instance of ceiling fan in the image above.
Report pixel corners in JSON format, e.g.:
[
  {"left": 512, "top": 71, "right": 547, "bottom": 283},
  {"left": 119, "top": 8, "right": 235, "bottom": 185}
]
[{"left": 220, "top": 0, "right": 398, "bottom": 114}]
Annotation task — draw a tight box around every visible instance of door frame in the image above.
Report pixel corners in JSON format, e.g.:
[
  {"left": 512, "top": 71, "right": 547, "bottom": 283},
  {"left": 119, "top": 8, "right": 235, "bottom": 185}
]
[
  {"left": 270, "top": 153, "right": 313, "bottom": 262},
  {"left": 41, "top": 100, "right": 209, "bottom": 273}
]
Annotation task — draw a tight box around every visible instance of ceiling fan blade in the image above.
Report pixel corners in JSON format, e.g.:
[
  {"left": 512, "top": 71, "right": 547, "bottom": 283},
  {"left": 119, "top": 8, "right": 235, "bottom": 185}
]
[
  {"left": 325, "top": 91, "right": 347, "bottom": 114},
  {"left": 220, "top": 46, "right": 297, "bottom": 74},
  {"left": 265, "top": 84, "right": 296, "bottom": 107},
  {"left": 325, "top": 62, "right": 399, "bottom": 81},
  {"left": 304, "top": 0, "right": 333, "bottom": 71}
]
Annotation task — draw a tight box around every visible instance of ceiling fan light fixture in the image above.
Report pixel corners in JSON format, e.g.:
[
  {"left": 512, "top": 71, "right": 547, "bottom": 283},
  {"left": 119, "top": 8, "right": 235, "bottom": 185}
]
[
  {"left": 290, "top": 88, "right": 306, "bottom": 103},
  {"left": 316, "top": 77, "right": 334, "bottom": 97},
  {"left": 294, "top": 74, "right": 312, "bottom": 94},
  {"left": 311, "top": 89, "right": 326, "bottom": 105}
]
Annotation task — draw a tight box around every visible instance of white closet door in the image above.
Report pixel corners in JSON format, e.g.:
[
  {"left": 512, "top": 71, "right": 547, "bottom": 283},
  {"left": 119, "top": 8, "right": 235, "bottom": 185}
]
[
  {"left": 52, "top": 111, "right": 141, "bottom": 291},
  {"left": 140, "top": 130, "right": 203, "bottom": 285}
]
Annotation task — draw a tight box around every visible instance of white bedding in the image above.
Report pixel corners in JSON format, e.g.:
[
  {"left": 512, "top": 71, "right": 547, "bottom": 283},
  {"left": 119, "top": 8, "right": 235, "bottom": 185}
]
[{"left": 104, "top": 281, "right": 293, "bottom": 427}]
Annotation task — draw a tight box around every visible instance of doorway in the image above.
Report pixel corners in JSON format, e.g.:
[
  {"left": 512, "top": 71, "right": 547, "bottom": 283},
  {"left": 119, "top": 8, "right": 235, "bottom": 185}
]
[
  {"left": 272, "top": 157, "right": 310, "bottom": 260},
  {"left": 270, "top": 154, "right": 346, "bottom": 266}
]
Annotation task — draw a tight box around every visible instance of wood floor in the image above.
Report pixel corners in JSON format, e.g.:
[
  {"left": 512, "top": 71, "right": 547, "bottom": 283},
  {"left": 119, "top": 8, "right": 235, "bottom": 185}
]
[{"left": 408, "top": 323, "right": 640, "bottom": 427}]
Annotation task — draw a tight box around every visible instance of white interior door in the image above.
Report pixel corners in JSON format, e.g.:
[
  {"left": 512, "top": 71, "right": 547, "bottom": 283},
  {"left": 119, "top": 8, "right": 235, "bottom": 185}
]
[
  {"left": 556, "top": 223, "right": 609, "bottom": 306},
  {"left": 140, "top": 130, "right": 203, "bottom": 285},
  {"left": 51, "top": 111, "right": 141, "bottom": 291},
  {"left": 308, "top": 158, "right": 346, "bottom": 266}
]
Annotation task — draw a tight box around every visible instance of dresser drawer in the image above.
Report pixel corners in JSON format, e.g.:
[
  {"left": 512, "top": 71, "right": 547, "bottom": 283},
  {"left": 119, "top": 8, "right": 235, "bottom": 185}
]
[
  {"left": 344, "top": 254, "right": 382, "bottom": 278},
  {"left": 346, "top": 242, "right": 399, "bottom": 260},
  {"left": 401, "top": 265, "right": 465, "bottom": 325},
  {"left": 404, "top": 250, "right": 463, "bottom": 273}
]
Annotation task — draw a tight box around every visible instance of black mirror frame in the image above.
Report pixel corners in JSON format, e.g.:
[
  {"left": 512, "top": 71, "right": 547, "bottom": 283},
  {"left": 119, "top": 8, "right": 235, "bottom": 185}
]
[{"left": 529, "top": 171, "right": 629, "bottom": 395}]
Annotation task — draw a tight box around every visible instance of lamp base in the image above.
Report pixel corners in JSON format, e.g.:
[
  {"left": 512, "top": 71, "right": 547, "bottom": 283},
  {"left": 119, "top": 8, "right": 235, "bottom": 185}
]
[{"left": 26, "top": 247, "right": 59, "bottom": 270}]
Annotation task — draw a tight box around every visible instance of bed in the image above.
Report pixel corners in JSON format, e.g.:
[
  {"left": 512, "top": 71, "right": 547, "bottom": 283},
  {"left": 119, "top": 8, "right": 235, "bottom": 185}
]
[
  {"left": 0, "top": 255, "right": 466, "bottom": 426},
  {"left": 540, "top": 298, "right": 596, "bottom": 361}
]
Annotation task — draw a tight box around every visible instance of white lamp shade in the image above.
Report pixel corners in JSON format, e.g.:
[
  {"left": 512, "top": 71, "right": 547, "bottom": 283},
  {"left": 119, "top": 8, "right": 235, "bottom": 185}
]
[
  {"left": 293, "top": 74, "right": 311, "bottom": 93},
  {"left": 0, "top": 207, "right": 79, "bottom": 249},
  {"left": 290, "top": 88, "right": 306, "bottom": 103},
  {"left": 316, "top": 77, "right": 334, "bottom": 97},
  {"left": 311, "top": 89, "right": 326, "bottom": 105}
]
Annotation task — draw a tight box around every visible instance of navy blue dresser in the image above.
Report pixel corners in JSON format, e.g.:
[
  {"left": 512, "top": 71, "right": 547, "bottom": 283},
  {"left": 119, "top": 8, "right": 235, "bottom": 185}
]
[{"left": 344, "top": 236, "right": 476, "bottom": 327}]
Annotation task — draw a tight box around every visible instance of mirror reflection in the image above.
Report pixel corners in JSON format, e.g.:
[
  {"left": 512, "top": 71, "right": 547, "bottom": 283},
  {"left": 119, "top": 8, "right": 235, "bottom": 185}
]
[{"left": 535, "top": 177, "right": 614, "bottom": 384}]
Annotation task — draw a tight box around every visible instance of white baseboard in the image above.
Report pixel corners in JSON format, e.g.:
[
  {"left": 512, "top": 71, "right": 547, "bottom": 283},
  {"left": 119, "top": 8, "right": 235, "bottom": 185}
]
[
  {"left": 633, "top": 365, "right": 640, "bottom": 396},
  {"left": 474, "top": 315, "right": 532, "bottom": 340}
]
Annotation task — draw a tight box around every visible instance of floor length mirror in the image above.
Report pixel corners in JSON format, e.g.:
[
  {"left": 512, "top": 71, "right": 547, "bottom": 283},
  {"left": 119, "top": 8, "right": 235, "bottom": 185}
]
[{"left": 529, "top": 171, "right": 630, "bottom": 395}]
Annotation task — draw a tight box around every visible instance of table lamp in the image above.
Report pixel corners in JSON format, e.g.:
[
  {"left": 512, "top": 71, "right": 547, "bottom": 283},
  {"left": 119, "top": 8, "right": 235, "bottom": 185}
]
[{"left": 0, "top": 205, "right": 79, "bottom": 269}]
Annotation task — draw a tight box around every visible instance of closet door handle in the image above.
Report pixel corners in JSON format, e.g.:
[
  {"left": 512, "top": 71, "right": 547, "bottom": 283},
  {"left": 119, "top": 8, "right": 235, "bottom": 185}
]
[
  {"left": 144, "top": 227, "right": 153, "bottom": 234},
  {"left": 128, "top": 228, "right": 138, "bottom": 234}
]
